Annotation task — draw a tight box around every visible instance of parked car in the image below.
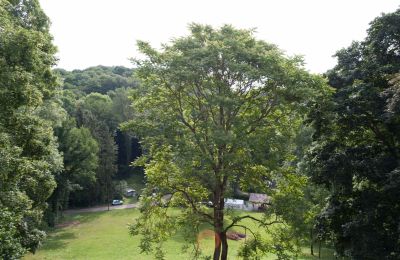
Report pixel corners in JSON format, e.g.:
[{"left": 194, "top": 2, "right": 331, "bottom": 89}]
[
  {"left": 125, "top": 188, "right": 136, "bottom": 197},
  {"left": 112, "top": 199, "right": 123, "bottom": 206}
]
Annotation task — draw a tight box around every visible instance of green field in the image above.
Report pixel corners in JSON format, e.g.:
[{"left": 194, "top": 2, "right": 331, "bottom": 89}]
[{"left": 24, "top": 208, "right": 335, "bottom": 260}]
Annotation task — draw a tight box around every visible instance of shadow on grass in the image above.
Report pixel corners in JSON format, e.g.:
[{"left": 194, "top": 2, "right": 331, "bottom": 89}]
[
  {"left": 58, "top": 210, "right": 107, "bottom": 224},
  {"left": 166, "top": 209, "right": 259, "bottom": 245},
  {"left": 40, "top": 231, "right": 77, "bottom": 251},
  {"left": 299, "top": 247, "right": 337, "bottom": 260},
  {"left": 56, "top": 206, "right": 138, "bottom": 228},
  {"left": 165, "top": 209, "right": 338, "bottom": 260}
]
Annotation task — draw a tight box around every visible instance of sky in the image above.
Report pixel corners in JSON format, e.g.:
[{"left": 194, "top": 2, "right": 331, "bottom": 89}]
[{"left": 39, "top": 0, "right": 399, "bottom": 74}]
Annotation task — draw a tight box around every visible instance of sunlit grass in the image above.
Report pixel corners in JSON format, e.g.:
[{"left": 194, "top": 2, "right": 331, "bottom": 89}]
[{"left": 24, "top": 208, "right": 335, "bottom": 259}]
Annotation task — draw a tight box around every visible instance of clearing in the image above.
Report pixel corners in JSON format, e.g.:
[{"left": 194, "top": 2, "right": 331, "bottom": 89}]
[{"left": 24, "top": 208, "right": 335, "bottom": 259}]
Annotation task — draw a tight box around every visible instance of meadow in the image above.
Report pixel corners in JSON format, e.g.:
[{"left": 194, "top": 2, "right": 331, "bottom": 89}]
[{"left": 24, "top": 208, "right": 336, "bottom": 260}]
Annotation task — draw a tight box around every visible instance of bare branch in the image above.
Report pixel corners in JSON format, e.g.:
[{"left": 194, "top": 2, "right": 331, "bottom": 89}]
[{"left": 224, "top": 215, "right": 282, "bottom": 232}]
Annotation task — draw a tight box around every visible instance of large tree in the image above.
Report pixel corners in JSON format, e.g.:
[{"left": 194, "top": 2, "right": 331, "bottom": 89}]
[
  {"left": 75, "top": 93, "right": 117, "bottom": 206},
  {"left": 0, "top": 0, "right": 62, "bottom": 257},
  {"left": 308, "top": 8, "right": 400, "bottom": 259},
  {"left": 47, "top": 123, "right": 99, "bottom": 224},
  {"left": 125, "top": 24, "right": 326, "bottom": 259}
]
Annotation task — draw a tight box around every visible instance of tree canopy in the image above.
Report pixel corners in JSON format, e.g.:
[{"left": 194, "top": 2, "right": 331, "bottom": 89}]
[
  {"left": 124, "top": 24, "right": 328, "bottom": 260},
  {"left": 0, "top": 0, "right": 62, "bottom": 257},
  {"left": 55, "top": 66, "right": 137, "bottom": 95},
  {"left": 308, "top": 8, "right": 400, "bottom": 259}
]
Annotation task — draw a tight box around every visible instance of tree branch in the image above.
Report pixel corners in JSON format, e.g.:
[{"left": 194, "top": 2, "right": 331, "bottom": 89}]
[
  {"left": 224, "top": 215, "right": 282, "bottom": 232},
  {"left": 228, "top": 224, "right": 258, "bottom": 238},
  {"left": 174, "top": 187, "right": 214, "bottom": 224}
]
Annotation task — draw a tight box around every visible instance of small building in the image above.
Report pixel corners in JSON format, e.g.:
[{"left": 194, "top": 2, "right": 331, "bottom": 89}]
[
  {"left": 249, "top": 193, "right": 270, "bottom": 211},
  {"left": 125, "top": 188, "right": 136, "bottom": 197}
]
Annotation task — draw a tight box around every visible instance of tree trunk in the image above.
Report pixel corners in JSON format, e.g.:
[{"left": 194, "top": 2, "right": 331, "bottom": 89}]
[
  {"left": 213, "top": 187, "right": 228, "bottom": 260},
  {"left": 318, "top": 239, "right": 321, "bottom": 258},
  {"left": 310, "top": 228, "right": 314, "bottom": 256},
  {"left": 221, "top": 231, "right": 228, "bottom": 260},
  {"left": 213, "top": 231, "right": 221, "bottom": 260},
  {"left": 126, "top": 134, "right": 132, "bottom": 165},
  {"left": 107, "top": 182, "right": 110, "bottom": 211}
]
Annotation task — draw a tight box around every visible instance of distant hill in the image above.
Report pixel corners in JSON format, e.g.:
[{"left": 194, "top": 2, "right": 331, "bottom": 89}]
[{"left": 55, "top": 66, "right": 137, "bottom": 94}]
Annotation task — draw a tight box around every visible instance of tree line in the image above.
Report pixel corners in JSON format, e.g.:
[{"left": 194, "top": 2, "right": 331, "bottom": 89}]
[
  {"left": 0, "top": 1, "right": 140, "bottom": 257},
  {"left": 45, "top": 66, "right": 142, "bottom": 226},
  {"left": 0, "top": 0, "right": 399, "bottom": 259}
]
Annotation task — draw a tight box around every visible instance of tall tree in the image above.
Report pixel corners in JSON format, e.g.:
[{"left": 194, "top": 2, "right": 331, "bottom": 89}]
[
  {"left": 76, "top": 93, "right": 117, "bottom": 205},
  {"left": 308, "top": 8, "right": 400, "bottom": 259},
  {"left": 109, "top": 87, "right": 141, "bottom": 176},
  {"left": 0, "top": 0, "right": 62, "bottom": 257},
  {"left": 125, "top": 24, "right": 326, "bottom": 259},
  {"left": 47, "top": 123, "right": 99, "bottom": 223}
]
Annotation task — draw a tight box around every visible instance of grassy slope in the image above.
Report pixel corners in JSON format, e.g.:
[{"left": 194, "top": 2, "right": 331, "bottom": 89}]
[{"left": 24, "top": 208, "right": 335, "bottom": 260}]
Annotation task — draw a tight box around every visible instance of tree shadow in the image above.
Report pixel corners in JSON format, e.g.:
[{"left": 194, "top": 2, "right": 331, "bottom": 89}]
[
  {"left": 40, "top": 231, "right": 77, "bottom": 251},
  {"left": 58, "top": 209, "right": 110, "bottom": 225},
  {"left": 40, "top": 210, "right": 114, "bottom": 251},
  {"left": 299, "top": 247, "right": 338, "bottom": 260}
]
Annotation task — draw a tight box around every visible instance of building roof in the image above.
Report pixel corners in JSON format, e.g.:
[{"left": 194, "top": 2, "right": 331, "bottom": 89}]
[{"left": 249, "top": 193, "right": 269, "bottom": 203}]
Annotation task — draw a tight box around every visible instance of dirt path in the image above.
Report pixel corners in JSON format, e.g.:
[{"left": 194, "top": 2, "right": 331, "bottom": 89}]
[{"left": 64, "top": 203, "right": 138, "bottom": 214}]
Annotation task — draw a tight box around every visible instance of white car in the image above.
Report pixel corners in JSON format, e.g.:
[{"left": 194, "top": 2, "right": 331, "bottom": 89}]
[{"left": 111, "top": 199, "right": 123, "bottom": 206}]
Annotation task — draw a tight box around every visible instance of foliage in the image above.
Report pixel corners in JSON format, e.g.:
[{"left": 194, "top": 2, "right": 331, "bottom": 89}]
[
  {"left": 74, "top": 92, "right": 117, "bottom": 205},
  {"left": 308, "top": 8, "right": 400, "bottom": 259},
  {"left": 54, "top": 126, "right": 99, "bottom": 210},
  {"left": 45, "top": 67, "right": 139, "bottom": 214},
  {"left": 0, "top": 0, "right": 62, "bottom": 257},
  {"left": 238, "top": 228, "right": 301, "bottom": 260},
  {"left": 124, "top": 24, "right": 328, "bottom": 259},
  {"left": 109, "top": 87, "right": 135, "bottom": 126},
  {"left": 55, "top": 65, "right": 137, "bottom": 95},
  {"left": 62, "top": 126, "right": 99, "bottom": 186},
  {"left": 55, "top": 67, "right": 141, "bottom": 181},
  {"left": 113, "top": 180, "right": 128, "bottom": 199},
  {"left": 270, "top": 124, "right": 330, "bottom": 256}
]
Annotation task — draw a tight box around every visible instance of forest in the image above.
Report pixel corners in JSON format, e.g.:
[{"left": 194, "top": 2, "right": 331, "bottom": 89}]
[{"left": 1, "top": 0, "right": 400, "bottom": 259}]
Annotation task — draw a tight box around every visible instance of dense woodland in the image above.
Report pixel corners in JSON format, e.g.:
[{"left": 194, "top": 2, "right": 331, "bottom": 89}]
[
  {"left": 0, "top": 0, "right": 399, "bottom": 259},
  {"left": 46, "top": 66, "right": 142, "bottom": 216}
]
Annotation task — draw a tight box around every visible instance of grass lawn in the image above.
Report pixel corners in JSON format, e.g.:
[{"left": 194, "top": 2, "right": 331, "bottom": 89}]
[{"left": 24, "top": 208, "right": 335, "bottom": 260}]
